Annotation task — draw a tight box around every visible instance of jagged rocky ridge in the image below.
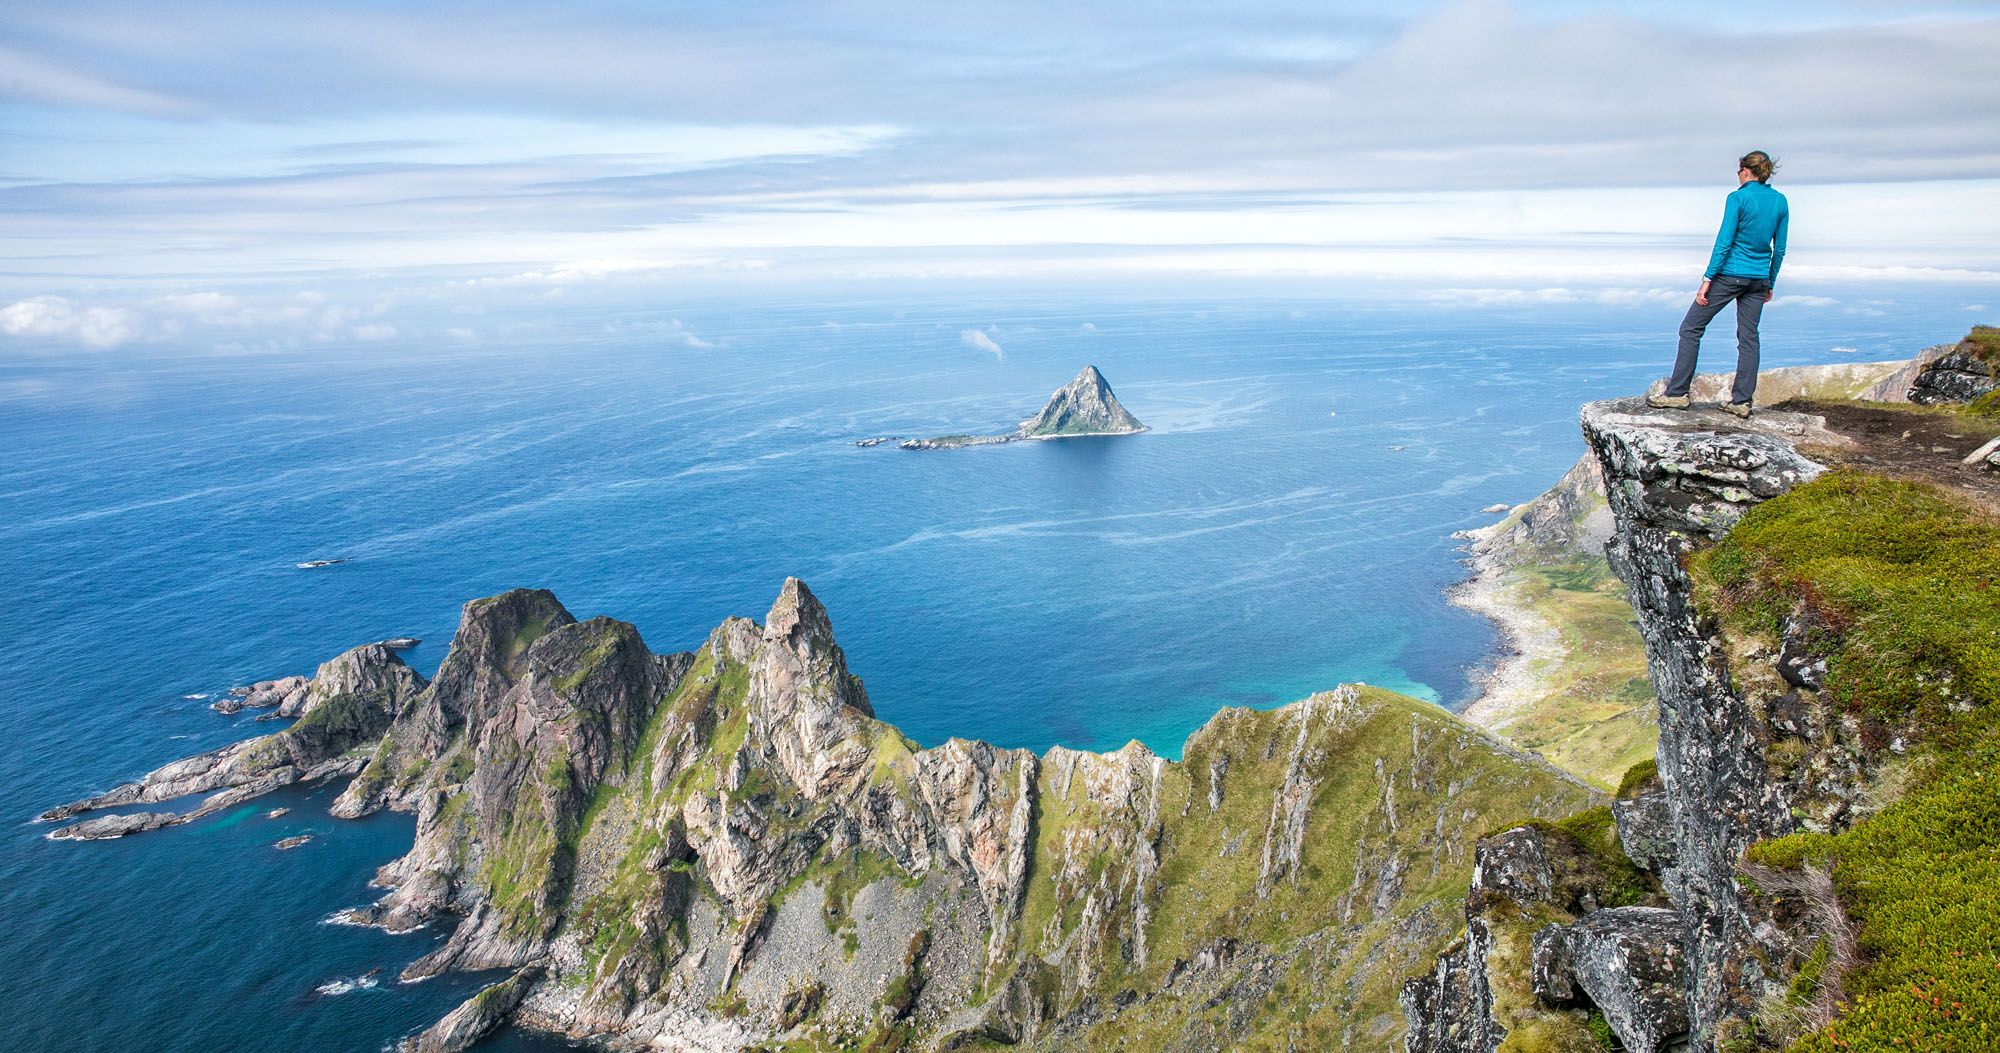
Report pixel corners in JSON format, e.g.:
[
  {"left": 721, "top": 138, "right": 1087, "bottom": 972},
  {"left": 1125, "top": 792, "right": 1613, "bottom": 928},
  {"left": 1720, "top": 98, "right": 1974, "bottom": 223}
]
[
  {"left": 44, "top": 578, "right": 1595, "bottom": 1051},
  {"left": 1404, "top": 398, "right": 1901, "bottom": 1053},
  {"left": 900, "top": 365, "right": 1146, "bottom": 449}
]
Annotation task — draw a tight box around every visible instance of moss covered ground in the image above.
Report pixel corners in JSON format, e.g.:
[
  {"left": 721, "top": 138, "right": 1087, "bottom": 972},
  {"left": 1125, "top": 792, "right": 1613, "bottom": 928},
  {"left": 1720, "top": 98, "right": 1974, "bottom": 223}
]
[
  {"left": 1748, "top": 732, "right": 2000, "bottom": 1051},
  {"left": 1695, "top": 472, "right": 2000, "bottom": 1050},
  {"left": 1691, "top": 472, "right": 2000, "bottom": 726}
]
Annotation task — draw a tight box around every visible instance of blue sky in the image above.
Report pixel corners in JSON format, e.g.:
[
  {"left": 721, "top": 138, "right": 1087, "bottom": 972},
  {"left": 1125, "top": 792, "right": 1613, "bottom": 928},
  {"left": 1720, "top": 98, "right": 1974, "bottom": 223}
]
[{"left": 3, "top": 0, "right": 1999, "bottom": 349}]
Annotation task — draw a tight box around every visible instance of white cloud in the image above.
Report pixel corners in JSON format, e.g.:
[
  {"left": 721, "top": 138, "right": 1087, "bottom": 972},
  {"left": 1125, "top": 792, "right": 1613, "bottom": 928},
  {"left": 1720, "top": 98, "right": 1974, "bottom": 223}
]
[
  {"left": 960, "top": 329, "right": 1004, "bottom": 360},
  {"left": 445, "top": 327, "right": 478, "bottom": 341},
  {"left": 1420, "top": 286, "right": 1683, "bottom": 307},
  {"left": 0, "top": 42, "right": 193, "bottom": 116},
  {"left": 661, "top": 318, "right": 713, "bottom": 349},
  {"left": 1781, "top": 295, "right": 1838, "bottom": 307},
  {"left": 0, "top": 288, "right": 405, "bottom": 351},
  {"left": 0, "top": 295, "right": 136, "bottom": 348}
]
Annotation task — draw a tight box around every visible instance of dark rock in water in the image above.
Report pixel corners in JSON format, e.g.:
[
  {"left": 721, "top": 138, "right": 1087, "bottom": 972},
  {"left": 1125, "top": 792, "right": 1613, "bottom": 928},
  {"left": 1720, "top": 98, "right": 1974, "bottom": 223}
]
[
  {"left": 296, "top": 559, "right": 346, "bottom": 569},
  {"left": 898, "top": 434, "right": 1016, "bottom": 451},
  {"left": 213, "top": 675, "right": 310, "bottom": 715},
  {"left": 1532, "top": 907, "right": 1690, "bottom": 1053},
  {"left": 47, "top": 811, "right": 183, "bottom": 840},
  {"left": 853, "top": 437, "right": 898, "bottom": 448},
  {"left": 404, "top": 967, "right": 540, "bottom": 1053},
  {"left": 40, "top": 644, "right": 425, "bottom": 831},
  {"left": 276, "top": 835, "right": 313, "bottom": 850},
  {"left": 1018, "top": 365, "right": 1146, "bottom": 438}
]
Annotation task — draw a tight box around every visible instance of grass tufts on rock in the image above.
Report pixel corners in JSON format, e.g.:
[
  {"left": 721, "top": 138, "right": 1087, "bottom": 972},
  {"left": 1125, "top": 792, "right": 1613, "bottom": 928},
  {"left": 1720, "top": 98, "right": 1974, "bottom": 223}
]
[{"left": 1616, "top": 758, "right": 1659, "bottom": 799}]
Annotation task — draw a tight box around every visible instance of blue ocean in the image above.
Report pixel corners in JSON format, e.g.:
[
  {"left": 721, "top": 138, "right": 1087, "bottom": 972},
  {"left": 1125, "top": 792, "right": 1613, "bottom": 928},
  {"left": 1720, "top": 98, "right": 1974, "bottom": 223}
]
[{"left": 0, "top": 292, "right": 1966, "bottom": 1050}]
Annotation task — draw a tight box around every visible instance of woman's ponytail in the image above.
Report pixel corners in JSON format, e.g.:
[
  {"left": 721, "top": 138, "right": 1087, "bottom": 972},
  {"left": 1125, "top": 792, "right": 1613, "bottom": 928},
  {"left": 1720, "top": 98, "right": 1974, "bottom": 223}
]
[{"left": 1739, "top": 151, "right": 1778, "bottom": 183}]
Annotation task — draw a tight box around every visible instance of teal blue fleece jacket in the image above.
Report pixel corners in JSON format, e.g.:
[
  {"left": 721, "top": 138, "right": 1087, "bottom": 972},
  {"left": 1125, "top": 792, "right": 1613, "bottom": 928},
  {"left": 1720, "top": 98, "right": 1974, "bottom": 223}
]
[{"left": 1705, "top": 180, "right": 1789, "bottom": 285}]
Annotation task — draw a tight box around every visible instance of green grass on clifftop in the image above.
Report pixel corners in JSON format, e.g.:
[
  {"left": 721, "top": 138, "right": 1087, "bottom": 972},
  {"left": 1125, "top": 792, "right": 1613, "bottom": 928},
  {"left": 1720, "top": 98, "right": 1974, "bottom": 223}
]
[
  {"left": 1748, "top": 730, "right": 2000, "bottom": 1052},
  {"left": 1690, "top": 472, "right": 2000, "bottom": 726},
  {"left": 1963, "top": 325, "right": 2000, "bottom": 366},
  {"left": 1706, "top": 471, "right": 2000, "bottom": 1050}
]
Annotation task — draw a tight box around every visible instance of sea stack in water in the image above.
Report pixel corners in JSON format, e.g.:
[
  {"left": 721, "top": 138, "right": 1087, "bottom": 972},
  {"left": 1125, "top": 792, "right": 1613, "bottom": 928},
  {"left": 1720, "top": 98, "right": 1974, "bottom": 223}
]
[
  {"left": 1018, "top": 365, "right": 1146, "bottom": 437},
  {"left": 899, "top": 365, "right": 1146, "bottom": 449}
]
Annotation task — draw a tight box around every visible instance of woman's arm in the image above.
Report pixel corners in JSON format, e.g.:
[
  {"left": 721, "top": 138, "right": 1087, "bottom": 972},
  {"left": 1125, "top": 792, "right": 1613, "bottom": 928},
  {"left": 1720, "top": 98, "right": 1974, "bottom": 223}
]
[
  {"left": 1704, "top": 192, "right": 1742, "bottom": 280},
  {"left": 1770, "top": 206, "right": 1788, "bottom": 286}
]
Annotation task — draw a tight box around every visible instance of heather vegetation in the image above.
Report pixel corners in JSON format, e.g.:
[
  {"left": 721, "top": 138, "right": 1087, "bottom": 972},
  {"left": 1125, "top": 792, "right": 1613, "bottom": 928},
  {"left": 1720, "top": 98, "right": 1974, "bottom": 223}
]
[{"left": 1699, "top": 473, "right": 2000, "bottom": 1050}]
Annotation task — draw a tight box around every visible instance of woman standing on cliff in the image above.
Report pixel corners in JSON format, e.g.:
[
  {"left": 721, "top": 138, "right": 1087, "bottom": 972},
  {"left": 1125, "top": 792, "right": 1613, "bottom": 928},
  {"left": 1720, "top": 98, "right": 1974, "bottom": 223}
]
[{"left": 1648, "top": 151, "right": 1789, "bottom": 419}]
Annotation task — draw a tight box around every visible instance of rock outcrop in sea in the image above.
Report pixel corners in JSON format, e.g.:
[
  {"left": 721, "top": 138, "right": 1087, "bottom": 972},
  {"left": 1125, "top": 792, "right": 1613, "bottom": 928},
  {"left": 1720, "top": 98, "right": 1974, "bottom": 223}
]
[
  {"left": 40, "top": 643, "right": 423, "bottom": 840},
  {"left": 899, "top": 365, "right": 1146, "bottom": 450},
  {"left": 43, "top": 581, "right": 1592, "bottom": 1050}
]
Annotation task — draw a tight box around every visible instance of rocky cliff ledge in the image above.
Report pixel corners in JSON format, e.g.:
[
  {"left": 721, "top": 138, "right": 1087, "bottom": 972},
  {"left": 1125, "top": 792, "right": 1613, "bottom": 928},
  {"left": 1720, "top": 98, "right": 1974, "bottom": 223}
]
[
  {"left": 1406, "top": 385, "right": 2000, "bottom": 1052},
  {"left": 45, "top": 578, "right": 1593, "bottom": 1051}
]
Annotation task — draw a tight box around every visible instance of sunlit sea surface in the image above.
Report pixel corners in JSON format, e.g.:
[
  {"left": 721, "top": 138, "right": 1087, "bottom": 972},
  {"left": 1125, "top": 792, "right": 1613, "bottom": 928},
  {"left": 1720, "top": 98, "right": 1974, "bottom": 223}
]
[{"left": 0, "top": 292, "right": 1966, "bottom": 1050}]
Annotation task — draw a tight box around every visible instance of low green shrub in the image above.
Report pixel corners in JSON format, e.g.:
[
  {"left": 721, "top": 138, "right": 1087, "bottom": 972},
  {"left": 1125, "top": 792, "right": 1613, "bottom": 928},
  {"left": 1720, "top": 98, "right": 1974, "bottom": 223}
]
[{"left": 1754, "top": 730, "right": 2000, "bottom": 1051}]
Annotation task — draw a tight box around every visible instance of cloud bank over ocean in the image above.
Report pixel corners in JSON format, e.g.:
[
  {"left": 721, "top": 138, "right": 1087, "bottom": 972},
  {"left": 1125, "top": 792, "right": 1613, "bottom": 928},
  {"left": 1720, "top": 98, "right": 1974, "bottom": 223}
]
[{"left": 3, "top": 1, "right": 1999, "bottom": 349}]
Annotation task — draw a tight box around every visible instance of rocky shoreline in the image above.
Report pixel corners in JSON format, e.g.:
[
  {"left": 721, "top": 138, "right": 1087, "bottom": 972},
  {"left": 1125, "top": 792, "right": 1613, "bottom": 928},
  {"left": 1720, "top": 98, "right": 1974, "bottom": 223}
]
[{"left": 1449, "top": 545, "right": 1559, "bottom": 730}]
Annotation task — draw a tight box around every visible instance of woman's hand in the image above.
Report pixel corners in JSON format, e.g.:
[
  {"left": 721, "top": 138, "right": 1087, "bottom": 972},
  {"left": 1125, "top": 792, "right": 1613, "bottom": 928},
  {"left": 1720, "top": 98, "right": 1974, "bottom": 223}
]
[{"left": 1695, "top": 279, "right": 1712, "bottom": 306}]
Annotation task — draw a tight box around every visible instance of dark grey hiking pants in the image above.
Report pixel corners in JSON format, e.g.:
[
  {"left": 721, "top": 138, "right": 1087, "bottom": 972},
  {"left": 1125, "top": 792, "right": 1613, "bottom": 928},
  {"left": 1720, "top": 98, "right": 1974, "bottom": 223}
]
[{"left": 1666, "top": 274, "right": 1771, "bottom": 405}]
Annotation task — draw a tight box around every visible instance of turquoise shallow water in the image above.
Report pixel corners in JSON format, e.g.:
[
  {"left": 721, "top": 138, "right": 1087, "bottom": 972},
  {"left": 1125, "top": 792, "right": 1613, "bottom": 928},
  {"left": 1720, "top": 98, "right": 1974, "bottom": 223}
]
[{"left": 0, "top": 292, "right": 1968, "bottom": 1050}]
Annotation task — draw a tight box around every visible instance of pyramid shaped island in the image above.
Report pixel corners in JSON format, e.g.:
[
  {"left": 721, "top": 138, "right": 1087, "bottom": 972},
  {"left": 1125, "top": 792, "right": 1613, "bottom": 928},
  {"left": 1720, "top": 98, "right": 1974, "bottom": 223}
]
[{"left": 897, "top": 365, "right": 1147, "bottom": 450}]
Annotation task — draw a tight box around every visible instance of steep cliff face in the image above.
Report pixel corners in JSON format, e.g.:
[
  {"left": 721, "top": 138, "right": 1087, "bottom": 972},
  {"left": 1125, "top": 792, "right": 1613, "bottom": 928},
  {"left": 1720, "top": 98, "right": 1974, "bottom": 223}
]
[
  {"left": 356, "top": 581, "right": 1595, "bottom": 1052},
  {"left": 1464, "top": 454, "right": 1613, "bottom": 571},
  {"left": 1405, "top": 397, "right": 1898, "bottom": 1052},
  {"left": 1580, "top": 399, "right": 1842, "bottom": 1048}
]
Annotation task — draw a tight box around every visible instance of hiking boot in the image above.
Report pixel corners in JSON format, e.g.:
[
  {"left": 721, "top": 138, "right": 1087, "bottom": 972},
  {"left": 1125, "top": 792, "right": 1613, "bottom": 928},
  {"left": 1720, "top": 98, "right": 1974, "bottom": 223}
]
[
  {"left": 1645, "top": 393, "right": 1690, "bottom": 409},
  {"left": 1721, "top": 401, "right": 1752, "bottom": 419}
]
